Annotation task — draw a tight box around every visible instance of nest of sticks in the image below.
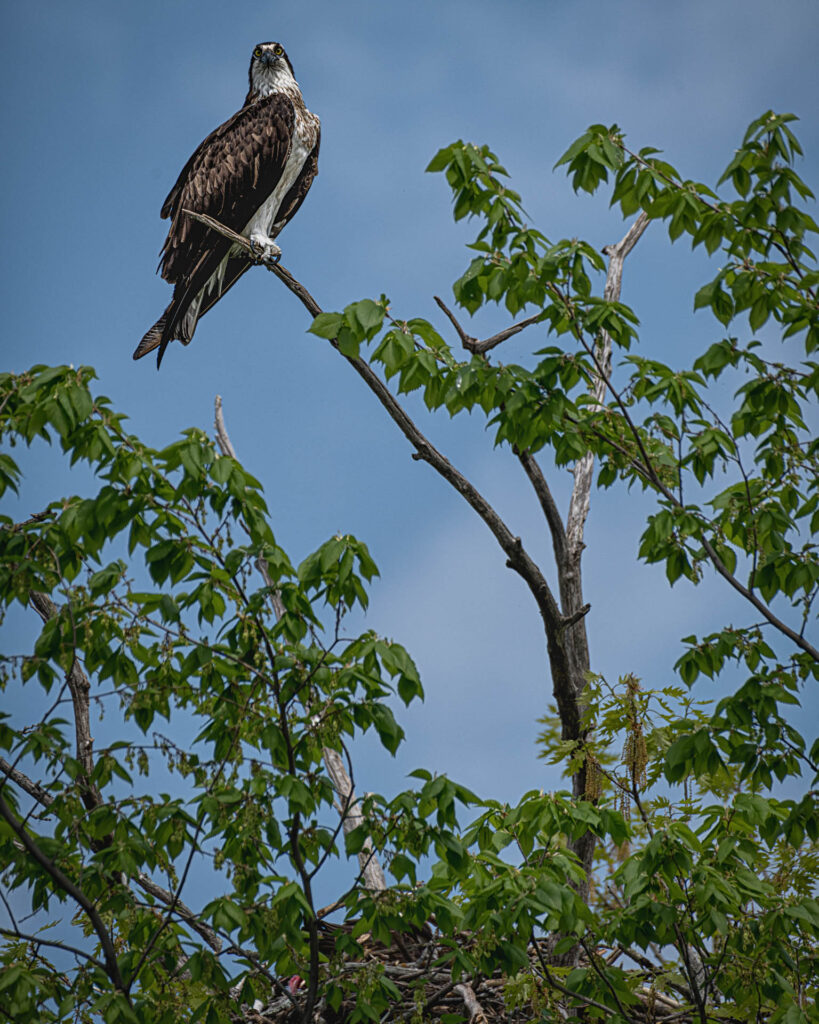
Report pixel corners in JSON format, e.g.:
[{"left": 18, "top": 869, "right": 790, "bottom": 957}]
[{"left": 238, "top": 922, "right": 704, "bottom": 1024}]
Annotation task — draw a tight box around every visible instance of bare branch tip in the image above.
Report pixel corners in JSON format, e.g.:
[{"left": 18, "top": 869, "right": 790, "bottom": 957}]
[
  {"left": 213, "top": 394, "right": 237, "bottom": 460},
  {"left": 434, "top": 294, "right": 475, "bottom": 349}
]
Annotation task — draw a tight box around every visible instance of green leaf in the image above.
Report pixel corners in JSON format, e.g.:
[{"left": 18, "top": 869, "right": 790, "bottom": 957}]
[{"left": 308, "top": 312, "right": 344, "bottom": 339}]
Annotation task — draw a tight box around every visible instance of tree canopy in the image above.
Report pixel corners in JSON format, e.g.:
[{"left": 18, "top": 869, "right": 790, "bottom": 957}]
[{"left": 1, "top": 111, "right": 817, "bottom": 1023}]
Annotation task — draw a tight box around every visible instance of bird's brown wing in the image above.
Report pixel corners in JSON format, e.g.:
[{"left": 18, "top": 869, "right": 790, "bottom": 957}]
[{"left": 158, "top": 92, "right": 296, "bottom": 286}]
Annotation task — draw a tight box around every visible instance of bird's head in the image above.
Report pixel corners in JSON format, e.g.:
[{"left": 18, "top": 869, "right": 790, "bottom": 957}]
[{"left": 247, "top": 42, "right": 297, "bottom": 100}]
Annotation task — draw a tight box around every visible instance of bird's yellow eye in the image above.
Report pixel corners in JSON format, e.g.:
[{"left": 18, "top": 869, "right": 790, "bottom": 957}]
[
  {"left": 274, "top": 44, "right": 283, "bottom": 55},
  {"left": 253, "top": 47, "right": 262, "bottom": 58}
]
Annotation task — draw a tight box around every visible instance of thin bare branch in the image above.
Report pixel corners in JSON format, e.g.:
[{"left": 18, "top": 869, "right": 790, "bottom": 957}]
[
  {"left": 183, "top": 208, "right": 326, "bottom": 312},
  {"left": 699, "top": 535, "right": 818, "bottom": 660},
  {"left": 476, "top": 312, "right": 543, "bottom": 353},
  {"left": 136, "top": 873, "right": 222, "bottom": 953},
  {"left": 29, "top": 592, "right": 102, "bottom": 812},
  {"left": 0, "top": 887, "right": 18, "bottom": 932},
  {"left": 434, "top": 295, "right": 473, "bottom": 348},
  {"left": 517, "top": 448, "right": 566, "bottom": 567},
  {"left": 434, "top": 295, "right": 542, "bottom": 354},
  {"left": 530, "top": 936, "right": 620, "bottom": 1016},
  {"left": 182, "top": 208, "right": 251, "bottom": 251},
  {"left": 0, "top": 758, "right": 53, "bottom": 809},
  {"left": 579, "top": 936, "right": 634, "bottom": 1020},
  {"left": 0, "top": 926, "right": 107, "bottom": 972},
  {"left": 213, "top": 395, "right": 285, "bottom": 619}
]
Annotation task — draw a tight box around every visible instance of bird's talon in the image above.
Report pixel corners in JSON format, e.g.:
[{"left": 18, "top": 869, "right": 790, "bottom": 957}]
[{"left": 249, "top": 235, "right": 281, "bottom": 264}]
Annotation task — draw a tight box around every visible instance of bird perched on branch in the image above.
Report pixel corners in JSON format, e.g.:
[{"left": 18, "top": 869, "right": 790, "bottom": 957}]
[{"left": 134, "top": 42, "right": 320, "bottom": 366}]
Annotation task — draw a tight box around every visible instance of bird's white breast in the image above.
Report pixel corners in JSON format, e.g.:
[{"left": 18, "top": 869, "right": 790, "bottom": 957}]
[
  {"left": 243, "top": 133, "right": 311, "bottom": 242},
  {"left": 243, "top": 63, "right": 316, "bottom": 241}
]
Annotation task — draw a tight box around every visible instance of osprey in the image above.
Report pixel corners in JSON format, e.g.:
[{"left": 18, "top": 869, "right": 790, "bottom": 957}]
[{"left": 134, "top": 42, "right": 320, "bottom": 366}]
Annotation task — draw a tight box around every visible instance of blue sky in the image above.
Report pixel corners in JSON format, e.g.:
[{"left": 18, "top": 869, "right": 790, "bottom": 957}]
[{"left": 2, "top": 0, "right": 818, "bottom": 846}]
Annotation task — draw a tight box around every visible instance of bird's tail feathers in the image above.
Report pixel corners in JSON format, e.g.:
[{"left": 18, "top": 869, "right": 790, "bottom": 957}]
[
  {"left": 133, "top": 312, "right": 168, "bottom": 362},
  {"left": 133, "top": 300, "right": 198, "bottom": 367},
  {"left": 134, "top": 256, "right": 249, "bottom": 367}
]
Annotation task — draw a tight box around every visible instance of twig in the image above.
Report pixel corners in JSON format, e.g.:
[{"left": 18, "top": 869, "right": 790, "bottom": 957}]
[
  {"left": 182, "top": 209, "right": 252, "bottom": 252},
  {"left": 0, "top": 926, "right": 107, "bottom": 972},
  {"left": 0, "top": 888, "right": 18, "bottom": 932},
  {"left": 410, "top": 978, "right": 461, "bottom": 1019},
  {"left": 698, "top": 534, "right": 817, "bottom": 660},
  {"left": 136, "top": 873, "right": 222, "bottom": 953},
  {"left": 212, "top": 396, "right": 286, "bottom": 620},
  {"left": 434, "top": 295, "right": 473, "bottom": 348},
  {"left": 530, "top": 936, "right": 618, "bottom": 1015},
  {"left": 516, "top": 448, "right": 566, "bottom": 567},
  {"left": 29, "top": 592, "right": 102, "bottom": 813},
  {"left": 579, "top": 936, "right": 634, "bottom": 1020},
  {"left": 434, "top": 296, "right": 542, "bottom": 354},
  {"left": 0, "top": 758, "right": 53, "bottom": 809}
]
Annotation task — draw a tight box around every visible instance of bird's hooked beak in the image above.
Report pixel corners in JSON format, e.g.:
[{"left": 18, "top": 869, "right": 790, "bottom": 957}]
[{"left": 260, "top": 51, "right": 277, "bottom": 69}]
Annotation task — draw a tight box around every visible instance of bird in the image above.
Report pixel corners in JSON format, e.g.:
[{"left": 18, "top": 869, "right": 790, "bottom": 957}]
[{"left": 133, "top": 42, "right": 320, "bottom": 366}]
